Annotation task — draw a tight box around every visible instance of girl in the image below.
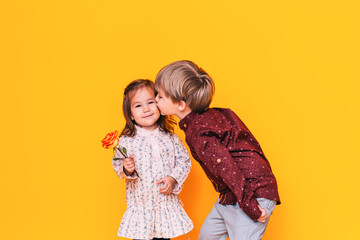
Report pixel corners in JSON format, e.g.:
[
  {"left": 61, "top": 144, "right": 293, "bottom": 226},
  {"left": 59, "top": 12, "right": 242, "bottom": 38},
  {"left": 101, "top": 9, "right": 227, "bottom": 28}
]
[{"left": 112, "top": 79, "right": 193, "bottom": 240}]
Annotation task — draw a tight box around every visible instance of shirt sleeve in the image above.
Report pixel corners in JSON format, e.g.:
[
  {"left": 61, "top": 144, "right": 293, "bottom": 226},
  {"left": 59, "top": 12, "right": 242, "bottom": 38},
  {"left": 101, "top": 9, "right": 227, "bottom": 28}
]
[
  {"left": 112, "top": 137, "right": 138, "bottom": 180},
  {"left": 169, "top": 134, "right": 191, "bottom": 194},
  {"left": 191, "top": 129, "right": 262, "bottom": 221}
]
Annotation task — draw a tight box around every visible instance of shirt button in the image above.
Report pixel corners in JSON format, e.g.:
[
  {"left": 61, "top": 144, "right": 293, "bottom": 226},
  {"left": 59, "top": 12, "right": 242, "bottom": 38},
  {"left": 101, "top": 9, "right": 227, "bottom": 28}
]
[{"left": 217, "top": 159, "right": 221, "bottom": 163}]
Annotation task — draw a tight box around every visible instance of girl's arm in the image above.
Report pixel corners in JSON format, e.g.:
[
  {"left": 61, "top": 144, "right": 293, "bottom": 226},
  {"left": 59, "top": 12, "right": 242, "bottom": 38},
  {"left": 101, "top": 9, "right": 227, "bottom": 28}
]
[
  {"left": 112, "top": 137, "right": 138, "bottom": 180},
  {"left": 112, "top": 158, "right": 138, "bottom": 179},
  {"left": 169, "top": 134, "right": 191, "bottom": 194}
]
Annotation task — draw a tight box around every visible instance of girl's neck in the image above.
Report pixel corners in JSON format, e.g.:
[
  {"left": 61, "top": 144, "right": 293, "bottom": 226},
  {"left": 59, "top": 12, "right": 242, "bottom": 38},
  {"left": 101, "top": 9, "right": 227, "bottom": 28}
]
[{"left": 135, "top": 124, "right": 159, "bottom": 133}]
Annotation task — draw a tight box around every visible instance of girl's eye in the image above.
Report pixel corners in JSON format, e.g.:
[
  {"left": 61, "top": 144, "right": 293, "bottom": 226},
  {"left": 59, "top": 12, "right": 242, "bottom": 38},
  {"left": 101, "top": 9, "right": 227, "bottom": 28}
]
[
  {"left": 135, "top": 104, "right": 141, "bottom": 108},
  {"left": 148, "top": 101, "right": 155, "bottom": 104}
]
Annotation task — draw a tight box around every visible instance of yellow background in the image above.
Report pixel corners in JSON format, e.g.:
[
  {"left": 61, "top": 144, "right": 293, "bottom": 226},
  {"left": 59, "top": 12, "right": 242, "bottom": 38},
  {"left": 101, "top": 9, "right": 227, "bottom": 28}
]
[{"left": 1, "top": 1, "right": 359, "bottom": 239}]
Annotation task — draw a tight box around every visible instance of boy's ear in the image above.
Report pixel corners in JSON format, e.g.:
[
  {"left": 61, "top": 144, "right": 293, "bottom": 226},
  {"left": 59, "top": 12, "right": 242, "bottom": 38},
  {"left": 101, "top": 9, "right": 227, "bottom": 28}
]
[{"left": 177, "top": 100, "right": 187, "bottom": 111}]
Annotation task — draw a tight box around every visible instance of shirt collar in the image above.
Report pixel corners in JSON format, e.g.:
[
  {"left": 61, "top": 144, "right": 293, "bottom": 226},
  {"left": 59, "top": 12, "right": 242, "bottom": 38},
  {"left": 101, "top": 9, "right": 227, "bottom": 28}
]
[
  {"left": 135, "top": 125, "right": 160, "bottom": 137},
  {"left": 179, "top": 111, "right": 197, "bottom": 132}
]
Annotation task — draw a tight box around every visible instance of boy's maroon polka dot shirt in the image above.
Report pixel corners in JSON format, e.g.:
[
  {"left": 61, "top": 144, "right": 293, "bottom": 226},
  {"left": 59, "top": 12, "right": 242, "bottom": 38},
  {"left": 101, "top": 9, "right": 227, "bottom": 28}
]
[{"left": 179, "top": 108, "right": 280, "bottom": 221}]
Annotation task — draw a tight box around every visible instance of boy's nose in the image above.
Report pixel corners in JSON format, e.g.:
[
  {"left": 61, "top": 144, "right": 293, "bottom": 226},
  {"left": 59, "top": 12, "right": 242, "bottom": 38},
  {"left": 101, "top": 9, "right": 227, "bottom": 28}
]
[{"left": 155, "top": 95, "right": 159, "bottom": 102}]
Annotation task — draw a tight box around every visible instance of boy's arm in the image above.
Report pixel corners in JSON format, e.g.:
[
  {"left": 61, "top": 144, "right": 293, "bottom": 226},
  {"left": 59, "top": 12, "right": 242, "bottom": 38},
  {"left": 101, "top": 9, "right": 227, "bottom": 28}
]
[
  {"left": 191, "top": 132, "right": 262, "bottom": 221},
  {"left": 169, "top": 134, "right": 191, "bottom": 194}
]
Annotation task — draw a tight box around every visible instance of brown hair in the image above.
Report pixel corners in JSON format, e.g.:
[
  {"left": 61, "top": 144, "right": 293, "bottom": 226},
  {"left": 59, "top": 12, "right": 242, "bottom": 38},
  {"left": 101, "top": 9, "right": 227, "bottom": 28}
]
[
  {"left": 121, "top": 79, "right": 176, "bottom": 137},
  {"left": 155, "top": 60, "right": 215, "bottom": 113}
]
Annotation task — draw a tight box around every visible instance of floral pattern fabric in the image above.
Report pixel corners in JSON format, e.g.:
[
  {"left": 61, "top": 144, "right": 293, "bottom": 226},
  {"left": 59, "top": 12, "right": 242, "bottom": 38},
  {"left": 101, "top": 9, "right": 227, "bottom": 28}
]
[{"left": 112, "top": 126, "right": 193, "bottom": 239}]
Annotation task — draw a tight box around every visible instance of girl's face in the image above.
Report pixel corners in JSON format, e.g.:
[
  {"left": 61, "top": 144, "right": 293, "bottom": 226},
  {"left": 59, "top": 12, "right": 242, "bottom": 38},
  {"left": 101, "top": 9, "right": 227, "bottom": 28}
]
[{"left": 130, "top": 87, "right": 160, "bottom": 131}]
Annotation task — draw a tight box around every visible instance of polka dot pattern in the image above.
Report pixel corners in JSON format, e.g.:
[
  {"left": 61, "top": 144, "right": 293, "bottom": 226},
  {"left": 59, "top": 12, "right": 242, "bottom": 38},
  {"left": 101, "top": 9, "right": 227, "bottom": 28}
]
[{"left": 179, "top": 108, "right": 280, "bottom": 221}]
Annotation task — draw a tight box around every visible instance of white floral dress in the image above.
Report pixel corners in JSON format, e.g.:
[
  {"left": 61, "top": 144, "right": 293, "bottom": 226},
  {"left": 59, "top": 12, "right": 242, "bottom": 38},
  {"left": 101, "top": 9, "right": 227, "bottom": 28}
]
[{"left": 112, "top": 126, "right": 193, "bottom": 239}]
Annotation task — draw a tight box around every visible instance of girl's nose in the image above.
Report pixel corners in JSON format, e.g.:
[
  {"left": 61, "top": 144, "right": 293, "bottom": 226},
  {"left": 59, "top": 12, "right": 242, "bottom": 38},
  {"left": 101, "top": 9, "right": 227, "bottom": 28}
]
[{"left": 143, "top": 106, "right": 150, "bottom": 112}]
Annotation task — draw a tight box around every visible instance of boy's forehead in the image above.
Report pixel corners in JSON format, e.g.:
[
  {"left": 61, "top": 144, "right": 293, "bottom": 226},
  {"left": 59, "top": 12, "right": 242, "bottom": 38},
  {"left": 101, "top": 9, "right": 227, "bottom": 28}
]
[{"left": 155, "top": 86, "right": 165, "bottom": 94}]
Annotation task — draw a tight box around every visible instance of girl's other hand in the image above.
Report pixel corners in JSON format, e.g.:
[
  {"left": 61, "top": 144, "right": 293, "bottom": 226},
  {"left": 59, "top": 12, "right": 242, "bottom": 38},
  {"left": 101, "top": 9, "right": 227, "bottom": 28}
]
[
  {"left": 123, "top": 155, "right": 136, "bottom": 175},
  {"left": 156, "top": 176, "right": 176, "bottom": 194}
]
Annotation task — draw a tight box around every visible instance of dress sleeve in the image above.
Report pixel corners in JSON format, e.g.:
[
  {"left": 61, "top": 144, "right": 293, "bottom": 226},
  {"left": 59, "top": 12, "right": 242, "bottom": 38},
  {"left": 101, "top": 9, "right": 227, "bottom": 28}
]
[
  {"left": 112, "top": 136, "right": 138, "bottom": 180},
  {"left": 169, "top": 134, "right": 191, "bottom": 194},
  {"left": 191, "top": 129, "right": 262, "bottom": 221}
]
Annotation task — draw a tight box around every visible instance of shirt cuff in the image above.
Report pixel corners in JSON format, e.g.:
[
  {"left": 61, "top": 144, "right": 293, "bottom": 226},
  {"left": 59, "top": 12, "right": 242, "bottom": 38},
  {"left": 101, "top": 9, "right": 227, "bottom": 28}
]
[
  {"left": 170, "top": 175, "right": 181, "bottom": 194},
  {"left": 238, "top": 199, "right": 262, "bottom": 221},
  {"left": 120, "top": 165, "right": 138, "bottom": 179}
]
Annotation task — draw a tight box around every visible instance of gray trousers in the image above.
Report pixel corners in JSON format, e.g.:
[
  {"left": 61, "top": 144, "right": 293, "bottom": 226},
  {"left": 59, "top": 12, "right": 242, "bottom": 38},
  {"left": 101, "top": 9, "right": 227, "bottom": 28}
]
[{"left": 199, "top": 198, "right": 276, "bottom": 240}]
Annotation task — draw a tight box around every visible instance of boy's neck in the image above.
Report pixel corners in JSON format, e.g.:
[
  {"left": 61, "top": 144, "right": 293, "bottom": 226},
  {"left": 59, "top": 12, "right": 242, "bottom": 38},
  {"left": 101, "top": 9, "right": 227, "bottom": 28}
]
[{"left": 175, "top": 107, "right": 192, "bottom": 120}]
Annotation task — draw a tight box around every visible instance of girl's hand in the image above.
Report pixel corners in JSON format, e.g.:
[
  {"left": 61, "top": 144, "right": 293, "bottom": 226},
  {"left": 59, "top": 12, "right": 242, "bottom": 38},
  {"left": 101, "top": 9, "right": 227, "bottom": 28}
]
[
  {"left": 123, "top": 155, "right": 136, "bottom": 175},
  {"left": 257, "top": 205, "right": 267, "bottom": 223},
  {"left": 156, "top": 176, "right": 176, "bottom": 194}
]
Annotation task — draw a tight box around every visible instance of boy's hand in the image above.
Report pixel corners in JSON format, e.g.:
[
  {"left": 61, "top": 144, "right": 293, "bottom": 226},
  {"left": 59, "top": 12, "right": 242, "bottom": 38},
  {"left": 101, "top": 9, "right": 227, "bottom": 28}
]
[
  {"left": 123, "top": 155, "right": 136, "bottom": 175},
  {"left": 257, "top": 205, "right": 267, "bottom": 223},
  {"left": 156, "top": 176, "right": 176, "bottom": 194}
]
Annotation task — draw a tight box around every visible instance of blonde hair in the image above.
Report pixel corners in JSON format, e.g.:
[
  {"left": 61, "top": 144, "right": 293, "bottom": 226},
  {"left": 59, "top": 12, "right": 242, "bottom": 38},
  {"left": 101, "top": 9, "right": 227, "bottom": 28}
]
[
  {"left": 121, "top": 79, "right": 176, "bottom": 137},
  {"left": 155, "top": 60, "right": 215, "bottom": 113}
]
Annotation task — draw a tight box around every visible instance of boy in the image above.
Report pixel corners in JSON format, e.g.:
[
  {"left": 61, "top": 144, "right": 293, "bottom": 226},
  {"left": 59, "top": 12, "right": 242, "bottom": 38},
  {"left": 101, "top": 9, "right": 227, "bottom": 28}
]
[{"left": 155, "top": 60, "right": 280, "bottom": 240}]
